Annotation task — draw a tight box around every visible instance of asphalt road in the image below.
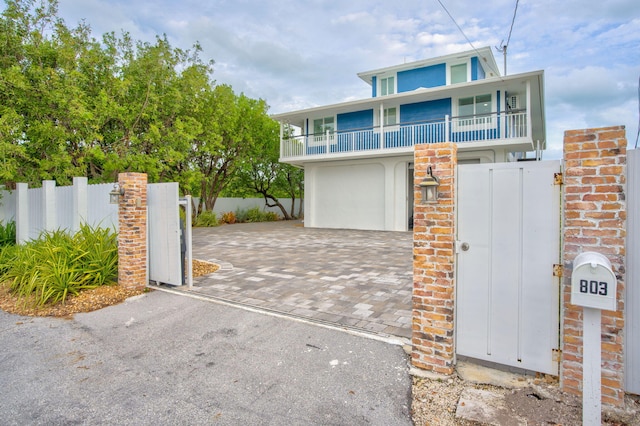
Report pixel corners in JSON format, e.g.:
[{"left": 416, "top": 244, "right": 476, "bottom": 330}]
[{"left": 0, "top": 290, "right": 412, "bottom": 425}]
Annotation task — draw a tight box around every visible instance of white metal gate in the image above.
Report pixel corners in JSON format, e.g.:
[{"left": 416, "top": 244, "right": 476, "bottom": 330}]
[
  {"left": 626, "top": 149, "right": 640, "bottom": 394},
  {"left": 456, "top": 161, "right": 561, "bottom": 375},
  {"left": 148, "top": 183, "right": 182, "bottom": 286}
]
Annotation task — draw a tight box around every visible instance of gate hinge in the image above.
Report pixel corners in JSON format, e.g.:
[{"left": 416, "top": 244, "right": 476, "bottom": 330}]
[
  {"left": 554, "top": 172, "right": 563, "bottom": 185},
  {"left": 552, "top": 348, "right": 562, "bottom": 362},
  {"left": 553, "top": 264, "right": 563, "bottom": 277}
]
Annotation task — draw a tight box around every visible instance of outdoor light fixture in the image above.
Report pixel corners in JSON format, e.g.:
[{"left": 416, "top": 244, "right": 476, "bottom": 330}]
[
  {"left": 109, "top": 183, "right": 124, "bottom": 204},
  {"left": 419, "top": 166, "right": 440, "bottom": 204}
]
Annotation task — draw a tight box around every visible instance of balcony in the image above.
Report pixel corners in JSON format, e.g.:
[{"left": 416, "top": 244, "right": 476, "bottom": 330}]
[{"left": 280, "top": 111, "right": 531, "bottom": 163}]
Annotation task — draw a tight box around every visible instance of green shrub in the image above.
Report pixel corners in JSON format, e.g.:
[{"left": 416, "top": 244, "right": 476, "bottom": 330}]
[
  {"left": 264, "top": 211, "right": 279, "bottom": 222},
  {"left": 195, "top": 210, "right": 218, "bottom": 227},
  {"left": 245, "top": 207, "right": 279, "bottom": 223},
  {"left": 1, "top": 225, "right": 118, "bottom": 306},
  {"left": 74, "top": 224, "right": 118, "bottom": 287},
  {"left": 0, "top": 221, "right": 16, "bottom": 247},
  {"left": 234, "top": 207, "right": 249, "bottom": 223}
]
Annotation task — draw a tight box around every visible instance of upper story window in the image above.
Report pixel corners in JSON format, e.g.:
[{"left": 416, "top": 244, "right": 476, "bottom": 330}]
[
  {"left": 380, "top": 76, "right": 395, "bottom": 96},
  {"left": 383, "top": 107, "right": 397, "bottom": 126},
  {"left": 450, "top": 63, "right": 468, "bottom": 84},
  {"left": 313, "top": 117, "right": 335, "bottom": 135},
  {"left": 457, "top": 94, "right": 493, "bottom": 127}
]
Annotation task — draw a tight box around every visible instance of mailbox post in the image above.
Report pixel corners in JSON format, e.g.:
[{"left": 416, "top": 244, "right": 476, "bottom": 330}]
[{"left": 570, "top": 252, "right": 617, "bottom": 426}]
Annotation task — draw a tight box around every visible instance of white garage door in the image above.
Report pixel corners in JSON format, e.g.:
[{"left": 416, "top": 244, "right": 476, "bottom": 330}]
[{"left": 314, "top": 163, "right": 385, "bottom": 230}]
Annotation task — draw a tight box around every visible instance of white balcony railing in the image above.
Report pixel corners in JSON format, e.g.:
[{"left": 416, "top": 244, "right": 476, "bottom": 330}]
[{"left": 280, "top": 111, "right": 529, "bottom": 159}]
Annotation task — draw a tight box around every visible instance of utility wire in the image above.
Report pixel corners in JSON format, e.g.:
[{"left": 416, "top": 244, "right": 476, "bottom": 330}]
[
  {"left": 496, "top": 0, "right": 520, "bottom": 75},
  {"left": 435, "top": 0, "right": 502, "bottom": 79},
  {"left": 505, "top": 0, "right": 519, "bottom": 47}
]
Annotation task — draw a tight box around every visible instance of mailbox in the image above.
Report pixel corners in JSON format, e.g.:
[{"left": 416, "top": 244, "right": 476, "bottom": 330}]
[{"left": 570, "top": 252, "right": 617, "bottom": 311}]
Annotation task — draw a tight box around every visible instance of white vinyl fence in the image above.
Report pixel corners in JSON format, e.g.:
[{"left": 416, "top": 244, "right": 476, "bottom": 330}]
[
  {"left": 1, "top": 178, "right": 118, "bottom": 243},
  {"left": 201, "top": 197, "right": 303, "bottom": 218}
]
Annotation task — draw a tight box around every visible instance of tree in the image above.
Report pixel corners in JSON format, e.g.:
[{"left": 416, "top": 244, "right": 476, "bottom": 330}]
[
  {"left": 1, "top": 0, "right": 289, "bottom": 210},
  {"left": 231, "top": 112, "right": 304, "bottom": 220}
]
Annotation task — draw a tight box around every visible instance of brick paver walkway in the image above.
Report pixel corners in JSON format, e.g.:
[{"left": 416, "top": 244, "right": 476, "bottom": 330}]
[{"left": 185, "top": 220, "right": 413, "bottom": 340}]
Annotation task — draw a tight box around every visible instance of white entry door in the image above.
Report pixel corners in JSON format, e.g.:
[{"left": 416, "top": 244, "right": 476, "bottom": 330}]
[{"left": 456, "top": 161, "right": 561, "bottom": 375}]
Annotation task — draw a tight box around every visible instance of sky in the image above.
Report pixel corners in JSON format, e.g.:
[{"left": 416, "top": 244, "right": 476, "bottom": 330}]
[{"left": 49, "top": 0, "right": 640, "bottom": 158}]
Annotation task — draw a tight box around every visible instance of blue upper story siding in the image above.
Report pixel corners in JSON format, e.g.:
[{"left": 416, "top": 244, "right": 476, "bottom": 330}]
[
  {"left": 371, "top": 76, "right": 377, "bottom": 97},
  {"left": 337, "top": 109, "right": 374, "bottom": 132},
  {"left": 471, "top": 57, "right": 486, "bottom": 81},
  {"left": 400, "top": 98, "right": 451, "bottom": 124},
  {"left": 397, "top": 64, "right": 446, "bottom": 93}
]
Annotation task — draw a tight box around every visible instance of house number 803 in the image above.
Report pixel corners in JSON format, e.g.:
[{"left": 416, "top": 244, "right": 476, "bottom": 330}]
[{"left": 579, "top": 279, "right": 607, "bottom": 296}]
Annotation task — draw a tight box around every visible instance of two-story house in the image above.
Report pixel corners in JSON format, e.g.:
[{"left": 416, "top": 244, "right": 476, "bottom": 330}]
[{"left": 272, "top": 47, "right": 545, "bottom": 231}]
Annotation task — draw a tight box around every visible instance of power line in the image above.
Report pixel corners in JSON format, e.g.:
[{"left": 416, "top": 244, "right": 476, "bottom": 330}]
[
  {"left": 496, "top": 0, "right": 520, "bottom": 75},
  {"left": 434, "top": 0, "right": 502, "bottom": 78},
  {"left": 505, "top": 0, "right": 519, "bottom": 47}
]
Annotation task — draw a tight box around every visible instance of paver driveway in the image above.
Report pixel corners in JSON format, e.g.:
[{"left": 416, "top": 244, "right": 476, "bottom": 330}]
[{"left": 186, "top": 220, "right": 413, "bottom": 340}]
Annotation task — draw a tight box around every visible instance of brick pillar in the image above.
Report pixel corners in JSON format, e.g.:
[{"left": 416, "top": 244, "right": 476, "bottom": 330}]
[
  {"left": 412, "top": 142, "right": 457, "bottom": 375},
  {"left": 562, "top": 126, "right": 627, "bottom": 407},
  {"left": 117, "top": 173, "right": 148, "bottom": 290}
]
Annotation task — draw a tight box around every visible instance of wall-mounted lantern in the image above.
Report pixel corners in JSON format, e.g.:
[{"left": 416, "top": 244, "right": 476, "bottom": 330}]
[
  {"left": 109, "top": 183, "right": 124, "bottom": 204},
  {"left": 419, "top": 166, "right": 440, "bottom": 204}
]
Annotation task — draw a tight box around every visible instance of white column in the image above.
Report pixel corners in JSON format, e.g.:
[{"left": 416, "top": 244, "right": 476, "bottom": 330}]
[
  {"left": 526, "top": 80, "right": 532, "bottom": 138},
  {"left": 16, "top": 183, "right": 28, "bottom": 244},
  {"left": 379, "top": 103, "right": 384, "bottom": 149},
  {"left": 72, "top": 177, "right": 88, "bottom": 233},
  {"left": 42, "top": 180, "right": 56, "bottom": 232},
  {"left": 445, "top": 115, "right": 450, "bottom": 142},
  {"left": 279, "top": 122, "right": 284, "bottom": 158}
]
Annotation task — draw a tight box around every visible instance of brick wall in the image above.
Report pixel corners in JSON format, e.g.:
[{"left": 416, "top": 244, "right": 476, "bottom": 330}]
[
  {"left": 412, "top": 142, "right": 457, "bottom": 374},
  {"left": 117, "top": 173, "right": 148, "bottom": 290},
  {"left": 562, "top": 126, "right": 627, "bottom": 407}
]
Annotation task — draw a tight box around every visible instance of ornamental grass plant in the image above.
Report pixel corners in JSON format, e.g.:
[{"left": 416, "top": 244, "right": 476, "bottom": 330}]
[{"left": 0, "top": 224, "right": 118, "bottom": 307}]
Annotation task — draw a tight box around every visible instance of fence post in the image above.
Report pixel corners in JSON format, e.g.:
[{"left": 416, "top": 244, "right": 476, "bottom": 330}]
[
  {"left": 15, "top": 183, "right": 28, "bottom": 244},
  {"left": 117, "top": 173, "right": 148, "bottom": 290},
  {"left": 412, "top": 142, "right": 458, "bottom": 375},
  {"left": 445, "top": 115, "right": 450, "bottom": 143},
  {"left": 42, "top": 180, "right": 56, "bottom": 232},
  {"left": 72, "top": 177, "right": 88, "bottom": 233},
  {"left": 562, "top": 126, "right": 627, "bottom": 408}
]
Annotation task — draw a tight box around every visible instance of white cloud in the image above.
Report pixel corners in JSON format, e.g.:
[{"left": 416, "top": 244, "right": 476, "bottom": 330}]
[{"left": 46, "top": 0, "right": 640, "bottom": 149}]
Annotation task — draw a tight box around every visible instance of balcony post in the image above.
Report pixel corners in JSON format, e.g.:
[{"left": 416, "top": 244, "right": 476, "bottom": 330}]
[
  {"left": 380, "top": 103, "right": 384, "bottom": 150},
  {"left": 526, "top": 80, "right": 532, "bottom": 138},
  {"left": 326, "top": 129, "right": 330, "bottom": 154},
  {"left": 445, "top": 115, "right": 450, "bottom": 142},
  {"left": 279, "top": 122, "right": 284, "bottom": 158}
]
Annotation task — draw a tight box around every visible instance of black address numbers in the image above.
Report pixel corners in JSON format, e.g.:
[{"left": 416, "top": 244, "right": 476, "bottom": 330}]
[{"left": 579, "top": 279, "right": 608, "bottom": 296}]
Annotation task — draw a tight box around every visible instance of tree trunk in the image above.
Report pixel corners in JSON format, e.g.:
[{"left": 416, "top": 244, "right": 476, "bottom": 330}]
[{"left": 263, "top": 193, "right": 292, "bottom": 220}]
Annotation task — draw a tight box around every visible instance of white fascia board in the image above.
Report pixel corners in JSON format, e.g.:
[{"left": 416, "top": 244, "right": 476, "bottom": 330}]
[{"left": 357, "top": 46, "right": 498, "bottom": 85}]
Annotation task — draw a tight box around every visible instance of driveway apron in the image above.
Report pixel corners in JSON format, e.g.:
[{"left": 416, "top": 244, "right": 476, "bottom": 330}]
[{"left": 186, "top": 221, "right": 413, "bottom": 340}]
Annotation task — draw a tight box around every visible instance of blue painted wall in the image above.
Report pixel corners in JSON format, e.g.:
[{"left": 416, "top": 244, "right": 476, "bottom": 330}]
[
  {"left": 400, "top": 98, "right": 451, "bottom": 124},
  {"left": 337, "top": 109, "right": 374, "bottom": 131},
  {"left": 371, "top": 76, "right": 377, "bottom": 97},
  {"left": 397, "top": 64, "right": 446, "bottom": 93},
  {"left": 471, "top": 57, "right": 486, "bottom": 80}
]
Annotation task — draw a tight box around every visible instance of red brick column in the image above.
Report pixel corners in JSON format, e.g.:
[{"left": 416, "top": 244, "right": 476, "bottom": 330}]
[
  {"left": 562, "top": 126, "right": 627, "bottom": 407},
  {"left": 412, "top": 142, "right": 457, "bottom": 375},
  {"left": 118, "top": 173, "right": 148, "bottom": 290}
]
